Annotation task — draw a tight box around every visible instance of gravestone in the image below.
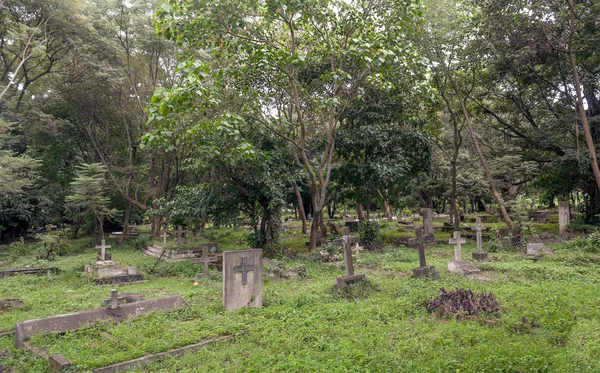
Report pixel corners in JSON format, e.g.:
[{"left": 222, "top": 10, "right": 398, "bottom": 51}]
[
  {"left": 447, "top": 231, "right": 482, "bottom": 276},
  {"left": 407, "top": 227, "right": 439, "bottom": 279},
  {"left": 527, "top": 243, "right": 554, "bottom": 258},
  {"left": 559, "top": 201, "right": 570, "bottom": 234},
  {"left": 195, "top": 246, "right": 218, "bottom": 279},
  {"left": 223, "top": 249, "right": 262, "bottom": 311},
  {"left": 175, "top": 226, "right": 188, "bottom": 243},
  {"left": 471, "top": 217, "right": 488, "bottom": 261},
  {"left": 423, "top": 208, "right": 434, "bottom": 236},
  {"left": 334, "top": 227, "right": 365, "bottom": 290},
  {"left": 96, "top": 239, "right": 111, "bottom": 263},
  {"left": 161, "top": 230, "right": 169, "bottom": 245}
]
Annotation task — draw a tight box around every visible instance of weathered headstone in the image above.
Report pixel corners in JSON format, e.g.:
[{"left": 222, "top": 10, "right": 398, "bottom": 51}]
[
  {"left": 447, "top": 231, "right": 481, "bottom": 275},
  {"left": 471, "top": 217, "right": 488, "bottom": 261},
  {"left": 407, "top": 227, "right": 439, "bottom": 279},
  {"left": 223, "top": 249, "right": 262, "bottom": 311},
  {"left": 423, "top": 208, "right": 434, "bottom": 236},
  {"left": 175, "top": 225, "right": 188, "bottom": 243},
  {"left": 195, "top": 246, "right": 218, "bottom": 279},
  {"left": 334, "top": 227, "right": 365, "bottom": 290},
  {"left": 526, "top": 243, "right": 554, "bottom": 258},
  {"left": 95, "top": 239, "right": 111, "bottom": 262},
  {"left": 559, "top": 201, "right": 570, "bottom": 234}
]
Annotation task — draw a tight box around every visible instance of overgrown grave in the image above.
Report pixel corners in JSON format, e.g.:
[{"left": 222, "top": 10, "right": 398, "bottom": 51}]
[
  {"left": 83, "top": 239, "right": 143, "bottom": 285},
  {"left": 407, "top": 227, "right": 439, "bottom": 279},
  {"left": 333, "top": 227, "right": 366, "bottom": 292},
  {"left": 145, "top": 226, "right": 222, "bottom": 267},
  {"left": 14, "top": 289, "right": 205, "bottom": 372},
  {"left": 0, "top": 266, "right": 59, "bottom": 278},
  {"left": 447, "top": 231, "right": 489, "bottom": 281}
]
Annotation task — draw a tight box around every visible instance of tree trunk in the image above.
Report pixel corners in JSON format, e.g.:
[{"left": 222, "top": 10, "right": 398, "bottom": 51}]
[
  {"left": 356, "top": 201, "right": 365, "bottom": 220},
  {"left": 567, "top": 0, "right": 600, "bottom": 192},
  {"left": 366, "top": 192, "right": 371, "bottom": 220},
  {"left": 294, "top": 183, "right": 308, "bottom": 234},
  {"left": 480, "top": 198, "right": 492, "bottom": 214},
  {"left": 120, "top": 201, "right": 130, "bottom": 243},
  {"left": 449, "top": 76, "right": 515, "bottom": 230},
  {"left": 384, "top": 197, "right": 393, "bottom": 220}
]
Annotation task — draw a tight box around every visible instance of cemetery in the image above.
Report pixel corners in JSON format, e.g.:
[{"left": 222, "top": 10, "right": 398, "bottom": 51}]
[{"left": 2, "top": 0, "right": 600, "bottom": 372}]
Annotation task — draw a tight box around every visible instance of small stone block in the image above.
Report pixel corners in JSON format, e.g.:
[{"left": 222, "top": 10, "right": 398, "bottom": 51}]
[
  {"left": 412, "top": 265, "right": 439, "bottom": 279},
  {"left": 336, "top": 274, "right": 366, "bottom": 287},
  {"left": 49, "top": 354, "right": 71, "bottom": 372},
  {"left": 127, "top": 266, "right": 137, "bottom": 275},
  {"left": 448, "top": 260, "right": 481, "bottom": 275},
  {"left": 472, "top": 252, "right": 488, "bottom": 261}
]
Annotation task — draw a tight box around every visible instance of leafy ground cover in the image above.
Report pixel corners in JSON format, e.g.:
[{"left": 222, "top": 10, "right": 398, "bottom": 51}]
[{"left": 1, "top": 221, "right": 599, "bottom": 372}]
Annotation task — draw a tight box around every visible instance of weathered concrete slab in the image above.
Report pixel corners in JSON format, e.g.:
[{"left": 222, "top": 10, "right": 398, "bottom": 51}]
[
  {"left": 0, "top": 267, "right": 58, "bottom": 278},
  {"left": 15, "top": 295, "right": 186, "bottom": 348},
  {"left": 91, "top": 335, "right": 230, "bottom": 373},
  {"left": 49, "top": 353, "right": 72, "bottom": 373},
  {"left": 223, "top": 249, "right": 262, "bottom": 311},
  {"left": 95, "top": 274, "right": 144, "bottom": 285}
]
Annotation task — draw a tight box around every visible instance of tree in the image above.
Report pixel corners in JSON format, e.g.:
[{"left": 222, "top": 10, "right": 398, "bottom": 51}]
[
  {"left": 65, "top": 163, "right": 114, "bottom": 243},
  {"left": 153, "top": 0, "right": 428, "bottom": 250}
]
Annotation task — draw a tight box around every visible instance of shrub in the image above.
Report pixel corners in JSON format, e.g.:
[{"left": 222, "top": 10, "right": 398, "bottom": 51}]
[
  {"left": 427, "top": 288, "right": 500, "bottom": 319},
  {"left": 34, "top": 234, "right": 67, "bottom": 261},
  {"left": 561, "top": 232, "right": 600, "bottom": 254},
  {"left": 358, "top": 220, "right": 380, "bottom": 251}
]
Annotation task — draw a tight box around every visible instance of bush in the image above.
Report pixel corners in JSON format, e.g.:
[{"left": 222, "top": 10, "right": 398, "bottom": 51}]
[
  {"left": 358, "top": 220, "right": 380, "bottom": 245},
  {"left": 134, "top": 235, "right": 151, "bottom": 251},
  {"left": 561, "top": 232, "right": 600, "bottom": 254},
  {"left": 427, "top": 288, "right": 500, "bottom": 319},
  {"left": 34, "top": 234, "right": 67, "bottom": 261}
]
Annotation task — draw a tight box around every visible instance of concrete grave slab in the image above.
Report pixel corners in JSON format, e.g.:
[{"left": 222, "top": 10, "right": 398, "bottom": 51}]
[
  {"left": 223, "top": 249, "right": 262, "bottom": 311},
  {"left": 15, "top": 294, "right": 186, "bottom": 348},
  {"left": 0, "top": 267, "right": 58, "bottom": 278}
]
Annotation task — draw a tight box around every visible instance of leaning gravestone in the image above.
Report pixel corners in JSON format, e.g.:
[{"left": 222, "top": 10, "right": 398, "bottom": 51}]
[
  {"left": 333, "top": 227, "right": 365, "bottom": 291},
  {"left": 423, "top": 208, "right": 434, "bottom": 237},
  {"left": 408, "top": 227, "right": 439, "bottom": 279},
  {"left": 223, "top": 249, "right": 262, "bottom": 311},
  {"left": 559, "top": 201, "right": 570, "bottom": 234},
  {"left": 471, "top": 217, "right": 488, "bottom": 261}
]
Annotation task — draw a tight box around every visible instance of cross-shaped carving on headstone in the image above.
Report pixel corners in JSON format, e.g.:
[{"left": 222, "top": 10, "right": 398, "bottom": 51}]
[
  {"left": 104, "top": 289, "right": 125, "bottom": 310},
  {"left": 95, "top": 239, "right": 111, "bottom": 262},
  {"left": 471, "top": 217, "right": 487, "bottom": 254},
  {"left": 449, "top": 231, "right": 467, "bottom": 261},
  {"left": 200, "top": 246, "right": 218, "bottom": 276},
  {"left": 234, "top": 256, "right": 255, "bottom": 286},
  {"left": 408, "top": 227, "right": 428, "bottom": 267},
  {"left": 175, "top": 225, "right": 188, "bottom": 243}
]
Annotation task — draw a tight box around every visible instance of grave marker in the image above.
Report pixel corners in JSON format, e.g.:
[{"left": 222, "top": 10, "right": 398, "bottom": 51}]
[
  {"left": 223, "top": 249, "right": 262, "bottom": 311},
  {"left": 334, "top": 227, "right": 365, "bottom": 290},
  {"left": 471, "top": 217, "right": 488, "bottom": 261},
  {"left": 195, "top": 246, "right": 218, "bottom": 279},
  {"left": 161, "top": 230, "right": 169, "bottom": 244},
  {"left": 407, "top": 227, "right": 439, "bottom": 279},
  {"left": 175, "top": 225, "right": 188, "bottom": 243},
  {"left": 96, "top": 239, "right": 111, "bottom": 262},
  {"left": 447, "top": 231, "right": 485, "bottom": 278},
  {"left": 559, "top": 201, "right": 570, "bottom": 234},
  {"left": 423, "top": 208, "right": 434, "bottom": 236}
]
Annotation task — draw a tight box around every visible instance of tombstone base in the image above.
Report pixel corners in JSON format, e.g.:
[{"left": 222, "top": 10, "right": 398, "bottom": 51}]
[
  {"left": 448, "top": 260, "right": 481, "bottom": 275},
  {"left": 412, "top": 265, "right": 439, "bottom": 279},
  {"left": 49, "top": 353, "right": 71, "bottom": 373},
  {"left": 472, "top": 252, "right": 488, "bottom": 261},
  {"left": 333, "top": 274, "right": 366, "bottom": 291},
  {"left": 94, "top": 274, "right": 144, "bottom": 285}
]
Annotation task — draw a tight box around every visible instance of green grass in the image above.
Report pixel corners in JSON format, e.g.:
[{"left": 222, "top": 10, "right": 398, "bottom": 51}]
[{"left": 1, "top": 226, "right": 600, "bottom": 372}]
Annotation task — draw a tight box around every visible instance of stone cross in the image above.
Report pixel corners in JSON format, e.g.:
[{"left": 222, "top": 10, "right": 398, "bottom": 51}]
[
  {"left": 95, "top": 239, "right": 111, "bottom": 262},
  {"left": 408, "top": 227, "right": 427, "bottom": 267},
  {"left": 200, "top": 246, "right": 218, "bottom": 276},
  {"left": 234, "top": 256, "right": 255, "bottom": 286},
  {"left": 449, "top": 231, "right": 466, "bottom": 261},
  {"left": 161, "top": 230, "right": 168, "bottom": 244},
  {"left": 104, "top": 289, "right": 124, "bottom": 310},
  {"left": 471, "top": 217, "right": 487, "bottom": 253},
  {"left": 175, "top": 225, "right": 188, "bottom": 243},
  {"left": 343, "top": 238, "right": 354, "bottom": 277}
]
